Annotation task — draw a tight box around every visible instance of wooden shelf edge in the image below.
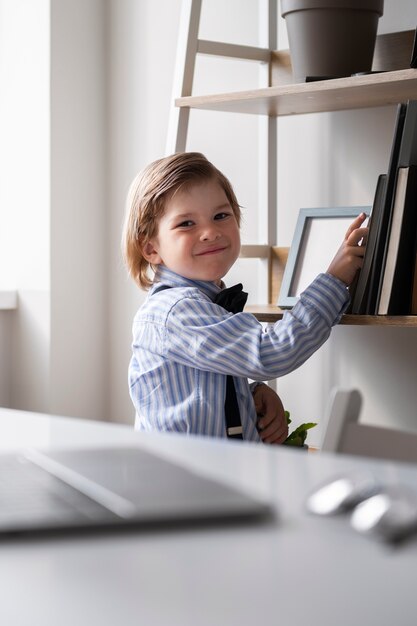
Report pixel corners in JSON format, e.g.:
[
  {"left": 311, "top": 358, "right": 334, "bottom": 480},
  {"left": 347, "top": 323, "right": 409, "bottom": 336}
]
[
  {"left": 245, "top": 305, "right": 417, "bottom": 326},
  {"left": 341, "top": 315, "right": 417, "bottom": 327},
  {"left": 245, "top": 305, "right": 284, "bottom": 322},
  {"left": 176, "top": 69, "right": 417, "bottom": 117}
]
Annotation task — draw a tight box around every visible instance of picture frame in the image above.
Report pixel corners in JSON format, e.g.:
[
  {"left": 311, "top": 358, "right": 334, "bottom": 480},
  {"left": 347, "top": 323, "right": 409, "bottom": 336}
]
[{"left": 277, "top": 206, "right": 370, "bottom": 309}]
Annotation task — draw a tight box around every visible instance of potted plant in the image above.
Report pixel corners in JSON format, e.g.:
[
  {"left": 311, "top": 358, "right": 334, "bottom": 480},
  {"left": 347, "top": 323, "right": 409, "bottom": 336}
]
[
  {"left": 280, "top": 0, "right": 384, "bottom": 82},
  {"left": 283, "top": 410, "right": 317, "bottom": 449}
]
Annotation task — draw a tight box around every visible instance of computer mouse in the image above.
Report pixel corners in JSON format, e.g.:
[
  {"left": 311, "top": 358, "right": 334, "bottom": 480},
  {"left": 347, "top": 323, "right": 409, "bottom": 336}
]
[
  {"left": 350, "top": 486, "right": 417, "bottom": 543},
  {"left": 305, "top": 471, "right": 381, "bottom": 516}
]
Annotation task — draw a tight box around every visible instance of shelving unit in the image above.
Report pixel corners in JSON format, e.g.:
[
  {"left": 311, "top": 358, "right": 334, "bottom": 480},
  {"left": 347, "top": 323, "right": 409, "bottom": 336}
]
[{"left": 171, "top": 12, "right": 417, "bottom": 326}]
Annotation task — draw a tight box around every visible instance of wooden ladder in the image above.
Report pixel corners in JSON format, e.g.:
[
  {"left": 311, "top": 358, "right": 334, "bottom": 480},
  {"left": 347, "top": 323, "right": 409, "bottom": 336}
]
[{"left": 166, "top": 0, "right": 279, "bottom": 304}]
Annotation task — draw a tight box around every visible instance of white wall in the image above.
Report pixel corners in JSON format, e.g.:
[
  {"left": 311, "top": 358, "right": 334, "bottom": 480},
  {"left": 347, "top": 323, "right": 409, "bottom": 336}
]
[
  {"left": 49, "top": 0, "right": 107, "bottom": 420},
  {"left": 0, "top": 0, "right": 107, "bottom": 419},
  {"left": 0, "top": 0, "right": 50, "bottom": 413},
  {"left": 1, "top": 0, "right": 417, "bottom": 442},
  {"left": 0, "top": 312, "right": 12, "bottom": 405},
  {"left": 0, "top": 0, "right": 50, "bottom": 291}
]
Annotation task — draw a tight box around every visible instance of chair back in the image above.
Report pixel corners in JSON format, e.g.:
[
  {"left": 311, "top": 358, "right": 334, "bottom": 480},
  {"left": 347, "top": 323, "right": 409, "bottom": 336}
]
[{"left": 322, "top": 388, "right": 417, "bottom": 464}]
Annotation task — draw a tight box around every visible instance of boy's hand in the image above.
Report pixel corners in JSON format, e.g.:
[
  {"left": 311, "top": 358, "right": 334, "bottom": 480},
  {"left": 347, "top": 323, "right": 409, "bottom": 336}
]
[
  {"left": 253, "top": 384, "right": 288, "bottom": 444},
  {"left": 326, "top": 213, "right": 368, "bottom": 286}
]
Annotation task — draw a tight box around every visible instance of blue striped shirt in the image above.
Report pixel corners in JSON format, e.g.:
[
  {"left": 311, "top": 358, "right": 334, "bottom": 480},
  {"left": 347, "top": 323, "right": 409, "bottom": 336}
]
[{"left": 129, "top": 266, "right": 349, "bottom": 441}]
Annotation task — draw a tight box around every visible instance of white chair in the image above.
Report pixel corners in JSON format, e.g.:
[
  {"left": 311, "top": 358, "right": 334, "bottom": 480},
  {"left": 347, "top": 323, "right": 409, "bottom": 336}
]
[{"left": 321, "top": 388, "right": 417, "bottom": 464}]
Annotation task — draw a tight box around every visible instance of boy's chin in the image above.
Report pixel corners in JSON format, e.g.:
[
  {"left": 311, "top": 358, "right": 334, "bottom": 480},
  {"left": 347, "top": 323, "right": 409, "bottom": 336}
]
[{"left": 201, "top": 275, "right": 224, "bottom": 285}]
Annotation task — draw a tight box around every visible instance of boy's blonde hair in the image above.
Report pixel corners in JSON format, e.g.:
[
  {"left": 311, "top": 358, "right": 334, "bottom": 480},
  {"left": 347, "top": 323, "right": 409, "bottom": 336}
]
[{"left": 122, "top": 152, "right": 241, "bottom": 289}]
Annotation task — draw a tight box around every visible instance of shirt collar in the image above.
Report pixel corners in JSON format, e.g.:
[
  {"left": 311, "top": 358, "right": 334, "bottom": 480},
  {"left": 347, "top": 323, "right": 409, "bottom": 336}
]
[{"left": 151, "top": 265, "right": 223, "bottom": 300}]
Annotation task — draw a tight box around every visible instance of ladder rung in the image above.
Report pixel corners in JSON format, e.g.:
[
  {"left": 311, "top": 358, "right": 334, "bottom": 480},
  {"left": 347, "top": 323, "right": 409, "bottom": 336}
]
[
  {"left": 240, "top": 245, "right": 271, "bottom": 259},
  {"left": 197, "top": 39, "right": 271, "bottom": 63}
]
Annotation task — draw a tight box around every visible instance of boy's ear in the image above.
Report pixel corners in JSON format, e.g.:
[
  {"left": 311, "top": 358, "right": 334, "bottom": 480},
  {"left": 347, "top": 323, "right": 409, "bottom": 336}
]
[{"left": 142, "top": 239, "right": 162, "bottom": 265}]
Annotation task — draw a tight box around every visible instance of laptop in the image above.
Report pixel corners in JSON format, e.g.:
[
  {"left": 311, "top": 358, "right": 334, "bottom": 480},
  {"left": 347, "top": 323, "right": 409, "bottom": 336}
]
[{"left": 0, "top": 446, "right": 272, "bottom": 536}]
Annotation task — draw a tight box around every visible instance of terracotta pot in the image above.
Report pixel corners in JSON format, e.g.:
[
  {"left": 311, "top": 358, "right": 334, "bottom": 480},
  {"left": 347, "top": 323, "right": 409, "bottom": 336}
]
[{"left": 280, "top": 0, "right": 384, "bottom": 82}]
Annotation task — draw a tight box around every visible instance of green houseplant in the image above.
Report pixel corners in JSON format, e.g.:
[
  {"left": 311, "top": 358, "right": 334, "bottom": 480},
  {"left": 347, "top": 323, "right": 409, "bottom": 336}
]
[{"left": 283, "top": 410, "right": 317, "bottom": 448}]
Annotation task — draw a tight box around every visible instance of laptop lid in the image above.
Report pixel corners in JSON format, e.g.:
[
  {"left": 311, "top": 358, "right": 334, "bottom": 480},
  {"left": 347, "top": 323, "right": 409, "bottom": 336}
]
[{"left": 0, "top": 446, "right": 273, "bottom": 536}]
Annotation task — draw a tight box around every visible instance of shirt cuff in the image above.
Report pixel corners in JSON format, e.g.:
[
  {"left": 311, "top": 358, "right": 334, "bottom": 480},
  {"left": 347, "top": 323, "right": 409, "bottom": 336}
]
[{"left": 296, "top": 273, "right": 350, "bottom": 326}]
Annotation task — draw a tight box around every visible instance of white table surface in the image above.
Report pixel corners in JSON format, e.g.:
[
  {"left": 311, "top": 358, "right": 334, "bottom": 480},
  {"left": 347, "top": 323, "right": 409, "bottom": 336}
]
[{"left": 1, "top": 407, "right": 416, "bottom": 626}]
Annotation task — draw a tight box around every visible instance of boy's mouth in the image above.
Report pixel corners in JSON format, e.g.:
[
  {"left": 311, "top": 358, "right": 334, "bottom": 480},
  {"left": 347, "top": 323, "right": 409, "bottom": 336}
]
[{"left": 196, "top": 246, "right": 227, "bottom": 256}]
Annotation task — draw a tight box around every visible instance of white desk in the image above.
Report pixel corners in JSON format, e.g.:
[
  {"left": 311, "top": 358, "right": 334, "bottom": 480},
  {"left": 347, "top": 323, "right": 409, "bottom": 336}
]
[{"left": 1, "top": 407, "right": 416, "bottom": 626}]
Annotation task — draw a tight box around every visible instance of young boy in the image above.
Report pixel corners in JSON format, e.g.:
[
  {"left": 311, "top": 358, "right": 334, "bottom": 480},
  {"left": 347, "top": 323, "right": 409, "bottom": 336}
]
[{"left": 122, "top": 152, "right": 367, "bottom": 444}]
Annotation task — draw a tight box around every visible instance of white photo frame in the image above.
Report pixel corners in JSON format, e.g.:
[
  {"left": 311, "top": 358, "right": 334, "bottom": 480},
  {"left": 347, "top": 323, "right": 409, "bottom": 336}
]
[{"left": 278, "top": 206, "right": 370, "bottom": 309}]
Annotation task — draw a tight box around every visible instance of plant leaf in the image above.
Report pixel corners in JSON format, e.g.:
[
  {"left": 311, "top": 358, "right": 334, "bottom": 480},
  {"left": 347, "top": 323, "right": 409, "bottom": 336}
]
[
  {"left": 284, "top": 436, "right": 304, "bottom": 447},
  {"left": 284, "top": 421, "right": 317, "bottom": 446}
]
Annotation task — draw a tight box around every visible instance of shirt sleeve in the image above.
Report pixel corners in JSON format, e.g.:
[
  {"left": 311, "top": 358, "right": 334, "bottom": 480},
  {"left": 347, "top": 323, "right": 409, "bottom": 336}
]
[{"left": 161, "top": 273, "right": 349, "bottom": 381}]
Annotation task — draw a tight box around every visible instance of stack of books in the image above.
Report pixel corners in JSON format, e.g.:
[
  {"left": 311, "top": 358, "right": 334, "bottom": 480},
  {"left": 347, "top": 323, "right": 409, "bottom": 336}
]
[{"left": 350, "top": 100, "right": 417, "bottom": 316}]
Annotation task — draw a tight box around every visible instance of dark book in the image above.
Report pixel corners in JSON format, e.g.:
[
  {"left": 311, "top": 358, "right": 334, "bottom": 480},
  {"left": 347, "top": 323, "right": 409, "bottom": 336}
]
[
  {"left": 410, "top": 27, "right": 417, "bottom": 68},
  {"left": 350, "top": 173, "right": 387, "bottom": 314},
  {"left": 372, "top": 100, "right": 417, "bottom": 313},
  {"left": 411, "top": 252, "right": 417, "bottom": 314},
  {"left": 363, "top": 103, "right": 408, "bottom": 314},
  {"left": 397, "top": 100, "right": 417, "bottom": 167},
  {"left": 377, "top": 166, "right": 417, "bottom": 314}
]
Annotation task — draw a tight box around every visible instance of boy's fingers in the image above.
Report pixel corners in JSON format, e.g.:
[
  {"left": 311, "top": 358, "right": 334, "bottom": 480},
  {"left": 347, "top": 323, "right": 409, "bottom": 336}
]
[
  {"left": 344, "top": 213, "right": 367, "bottom": 240},
  {"left": 257, "top": 411, "right": 275, "bottom": 429},
  {"left": 347, "top": 227, "right": 368, "bottom": 248},
  {"left": 262, "top": 427, "right": 288, "bottom": 444},
  {"left": 258, "top": 409, "right": 287, "bottom": 431},
  {"left": 259, "top": 418, "right": 288, "bottom": 442}
]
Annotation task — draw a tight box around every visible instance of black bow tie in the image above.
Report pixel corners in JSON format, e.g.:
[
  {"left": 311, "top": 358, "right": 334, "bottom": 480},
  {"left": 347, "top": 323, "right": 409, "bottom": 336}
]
[
  {"left": 214, "top": 283, "right": 248, "bottom": 314},
  {"left": 213, "top": 284, "right": 248, "bottom": 441}
]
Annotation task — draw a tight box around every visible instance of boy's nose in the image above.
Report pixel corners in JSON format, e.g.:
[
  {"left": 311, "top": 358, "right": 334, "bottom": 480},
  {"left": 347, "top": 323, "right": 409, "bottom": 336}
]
[{"left": 200, "top": 225, "right": 221, "bottom": 241}]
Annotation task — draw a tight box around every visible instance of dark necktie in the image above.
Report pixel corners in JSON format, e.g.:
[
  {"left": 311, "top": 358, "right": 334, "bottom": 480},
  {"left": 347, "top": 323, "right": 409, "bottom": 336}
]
[{"left": 213, "top": 284, "right": 248, "bottom": 440}]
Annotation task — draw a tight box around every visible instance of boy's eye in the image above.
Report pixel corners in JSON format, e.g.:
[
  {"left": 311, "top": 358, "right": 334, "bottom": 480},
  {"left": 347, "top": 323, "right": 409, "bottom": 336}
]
[
  {"left": 214, "top": 212, "right": 231, "bottom": 220},
  {"left": 176, "top": 220, "right": 194, "bottom": 228}
]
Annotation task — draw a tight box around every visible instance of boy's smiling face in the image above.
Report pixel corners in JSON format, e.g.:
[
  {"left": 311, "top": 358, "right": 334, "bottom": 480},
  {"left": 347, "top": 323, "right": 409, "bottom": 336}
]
[{"left": 143, "top": 178, "right": 241, "bottom": 285}]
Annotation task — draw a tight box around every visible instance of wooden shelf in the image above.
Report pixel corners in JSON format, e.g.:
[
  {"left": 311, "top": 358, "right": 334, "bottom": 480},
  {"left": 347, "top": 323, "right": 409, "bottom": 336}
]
[
  {"left": 176, "top": 69, "right": 417, "bottom": 117},
  {"left": 245, "top": 304, "right": 417, "bottom": 326}
]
